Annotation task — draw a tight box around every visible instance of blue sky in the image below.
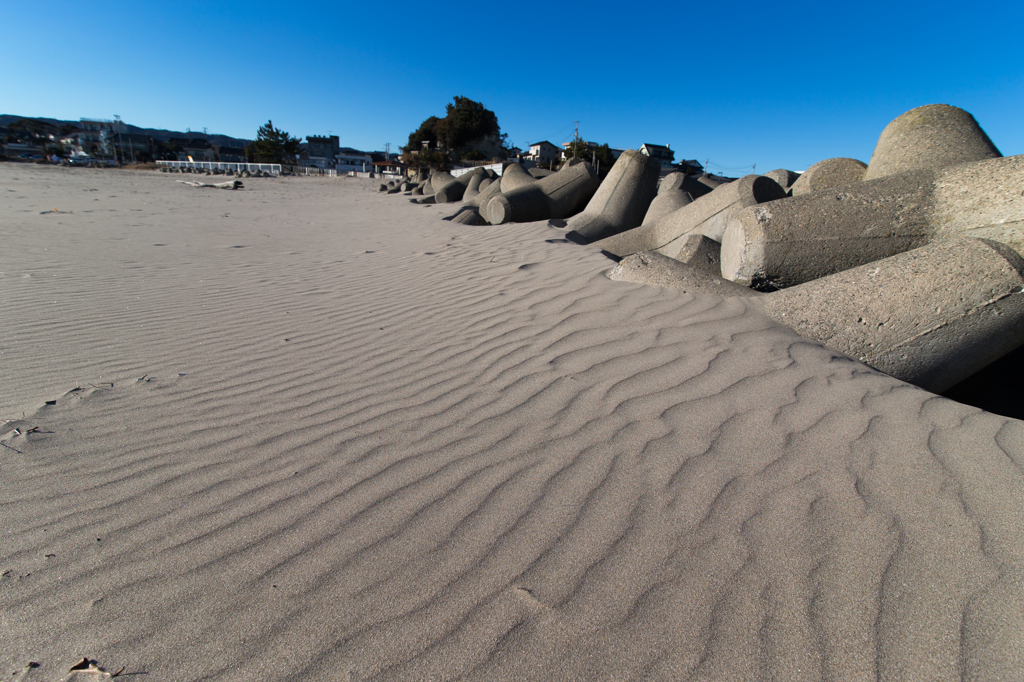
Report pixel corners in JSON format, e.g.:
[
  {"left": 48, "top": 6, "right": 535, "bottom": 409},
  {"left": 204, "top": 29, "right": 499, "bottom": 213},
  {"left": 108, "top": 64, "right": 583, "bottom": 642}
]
[{"left": 3, "top": 0, "right": 1021, "bottom": 172}]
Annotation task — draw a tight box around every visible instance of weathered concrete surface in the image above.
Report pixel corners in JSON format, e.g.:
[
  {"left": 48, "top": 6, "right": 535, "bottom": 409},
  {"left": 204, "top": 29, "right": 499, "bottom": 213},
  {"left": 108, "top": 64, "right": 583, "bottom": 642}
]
[
  {"left": 721, "top": 155, "right": 1024, "bottom": 289},
  {"left": 449, "top": 207, "right": 486, "bottom": 225},
  {"left": 486, "top": 162, "right": 600, "bottom": 225},
  {"left": 764, "top": 169, "right": 801, "bottom": 192},
  {"left": 464, "top": 176, "right": 505, "bottom": 211},
  {"left": 607, "top": 251, "right": 758, "bottom": 297},
  {"left": 592, "top": 175, "right": 786, "bottom": 258},
  {"left": 529, "top": 168, "right": 556, "bottom": 178},
  {"left": 759, "top": 237, "right": 1024, "bottom": 393},
  {"left": 642, "top": 190, "right": 693, "bottom": 226},
  {"left": 864, "top": 104, "right": 1002, "bottom": 181},
  {"left": 697, "top": 175, "right": 724, "bottom": 190},
  {"left": 428, "top": 172, "right": 456, "bottom": 195},
  {"left": 463, "top": 172, "right": 486, "bottom": 199},
  {"left": 565, "top": 149, "right": 661, "bottom": 242},
  {"left": 434, "top": 168, "right": 483, "bottom": 203},
  {"left": 790, "top": 158, "right": 867, "bottom": 196},
  {"left": 468, "top": 164, "right": 535, "bottom": 216},
  {"left": 662, "top": 234, "right": 724, "bottom": 274}
]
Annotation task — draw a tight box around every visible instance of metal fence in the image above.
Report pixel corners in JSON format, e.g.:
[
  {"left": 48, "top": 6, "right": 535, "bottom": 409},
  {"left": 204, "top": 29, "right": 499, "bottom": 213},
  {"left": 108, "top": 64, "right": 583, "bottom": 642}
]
[
  {"left": 156, "top": 160, "right": 282, "bottom": 174},
  {"left": 282, "top": 165, "right": 339, "bottom": 177},
  {"left": 450, "top": 162, "right": 504, "bottom": 177}
]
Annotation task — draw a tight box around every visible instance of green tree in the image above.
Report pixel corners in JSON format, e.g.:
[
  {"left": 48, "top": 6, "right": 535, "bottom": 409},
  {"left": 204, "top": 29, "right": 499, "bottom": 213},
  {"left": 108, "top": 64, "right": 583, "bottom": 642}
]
[
  {"left": 403, "top": 97, "right": 502, "bottom": 166},
  {"left": 562, "top": 140, "right": 616, "bottom": 175},
  {"left": 406, "top": 115, "right": 440, "bottom": 153},
  {"left": 251, "top": 120, "right": 301, "bottom": 164},
  {"left": 435, "top": 96, "right": 499, "bottom": 150}
]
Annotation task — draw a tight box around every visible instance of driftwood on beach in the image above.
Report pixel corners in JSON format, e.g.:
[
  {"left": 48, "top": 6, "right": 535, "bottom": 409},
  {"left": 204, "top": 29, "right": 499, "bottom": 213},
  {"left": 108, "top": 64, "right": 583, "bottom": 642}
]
[{"left": 177, "top": 179, "right": 244, "bottom": 190}]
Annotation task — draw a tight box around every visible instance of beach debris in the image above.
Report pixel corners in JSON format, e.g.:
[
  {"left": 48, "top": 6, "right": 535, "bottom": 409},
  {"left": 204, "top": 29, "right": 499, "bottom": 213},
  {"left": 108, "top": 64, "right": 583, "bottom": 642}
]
[
  {"left": 176, "top": 180, "right": 244, "bottom": 190},
  {"left": 63, "top": 658, "right": 125, "bottom": 679},
  {"left": 40, "top": 208, "right": 73, "bottom": 214}
]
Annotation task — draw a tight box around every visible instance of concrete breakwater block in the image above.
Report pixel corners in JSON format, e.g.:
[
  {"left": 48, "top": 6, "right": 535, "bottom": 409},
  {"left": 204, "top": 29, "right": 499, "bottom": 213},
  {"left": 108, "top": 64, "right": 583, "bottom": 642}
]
[
  {"left": 486, "top": 162, "right": 600, "bottom": 225},
  {"left": 592, "top": 174, "right": 786, "bottom": 258},
  {"left": 450, "top": 207, "right": 486, "bottom": 225},
  {"left": 864, "top": 104, "right": 1001, "bottom": 181},
  {"left": 463, "top": 175, "right": 505, "bottom": 211},
  {"left": 759, "top": 237, "right": 1024, "bottom": 393},
  {"left": 642, "top": 189, "right": 693, "bottom": 226},
  {"left": 435, "top": 168, "right": 484, "bottom": 203},
  {"left": 565, "top": 149, "right": 661, "bottom": 242},
  {"left": 463, "top": 171, "right": 486, "bottom": 199},
  {"left": 672, "top": 234, "right": 724, "bottom": 275},
  {"left": 764, "top": 169, "right": 801, "bottom": 192},
  {"left": 789, "top": 157, "right": 867, "bottom": 196},
  {"left": 607, "top": 251, "right": 757, "bottom": 297},
  {"left": 721, "top": 155, "right": 1024, "bottom": 289},
  {"left": 427, "top": 172, "right": 456, "bottom": 198}
]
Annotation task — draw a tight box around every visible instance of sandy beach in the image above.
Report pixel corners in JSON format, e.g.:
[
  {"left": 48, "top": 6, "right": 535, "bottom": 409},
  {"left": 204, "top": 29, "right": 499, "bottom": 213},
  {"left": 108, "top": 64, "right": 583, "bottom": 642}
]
[{"left": 3, "top": 164, "right": 1024, "bottom": 680}]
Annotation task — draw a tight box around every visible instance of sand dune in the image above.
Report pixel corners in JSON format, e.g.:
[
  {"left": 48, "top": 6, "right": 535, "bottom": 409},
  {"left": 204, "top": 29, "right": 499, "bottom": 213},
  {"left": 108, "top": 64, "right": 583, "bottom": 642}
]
[{"left": 2, "top": 165, "right": 1024, "bottom": 680}]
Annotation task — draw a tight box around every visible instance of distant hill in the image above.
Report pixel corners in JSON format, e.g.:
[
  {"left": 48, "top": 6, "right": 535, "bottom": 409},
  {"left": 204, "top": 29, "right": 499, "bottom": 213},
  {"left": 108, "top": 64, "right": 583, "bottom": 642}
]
[{"left": 0, "top": 114, "right": 252, "bottom": 148}]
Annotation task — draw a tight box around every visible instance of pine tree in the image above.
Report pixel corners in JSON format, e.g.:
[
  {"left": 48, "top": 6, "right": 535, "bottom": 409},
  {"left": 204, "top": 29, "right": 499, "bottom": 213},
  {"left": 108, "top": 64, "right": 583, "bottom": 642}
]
[{"left": 251, "top": 120, "right": 301, "bottom": 164}]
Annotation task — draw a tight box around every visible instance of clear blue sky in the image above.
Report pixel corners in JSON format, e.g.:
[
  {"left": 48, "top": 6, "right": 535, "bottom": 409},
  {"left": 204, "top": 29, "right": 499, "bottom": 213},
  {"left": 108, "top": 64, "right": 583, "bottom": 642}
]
[{"left": 4, "top": 0, "right": 1021, "bottom": 173}]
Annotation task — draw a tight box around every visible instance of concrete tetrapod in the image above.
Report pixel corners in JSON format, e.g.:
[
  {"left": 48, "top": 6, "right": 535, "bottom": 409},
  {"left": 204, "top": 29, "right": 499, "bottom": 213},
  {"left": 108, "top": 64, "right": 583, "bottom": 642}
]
[
  {"left": 565, "top": 149, "right": 661, "bottom": 242},
  {"left": 434, "top": 169, "right": 483, "bottom": 203},
  {"left": 463, "top": 176, "right": 505, "bottom": 210},
  {"left": 642, "top": 189, "right": 693, "bottom": 226},
  {"left": 763, "top": 169, "right": 801, "bottom": 193},
  {"left": 721, "top": 155, "right": 1024, "bottom": 289},
  {"left": 607, "top": 251, "right": 757, "bottom": 297},
  {"left": 593, "top": 175, "right": 786, "bottom": 258},
  {"left": 864, "top": 104, "right": 1001, "bottom": 181},
  {"left": 463, "top": 171, "right": 486, "bottom": 199},
  {"left": 789, "top": 158, "right": 867, "bottom": 196},
  {"left": 759, "top": 237, "right": 1024, "bottom": 393},
  {"left": 486, "top": 162, "right": 600, "bottom": 225}
]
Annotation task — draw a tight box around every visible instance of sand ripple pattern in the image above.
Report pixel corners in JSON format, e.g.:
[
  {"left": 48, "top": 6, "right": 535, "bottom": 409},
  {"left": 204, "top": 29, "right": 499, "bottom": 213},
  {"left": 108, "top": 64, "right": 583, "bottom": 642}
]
[{"left": 2, "top": 167, "right": 1024, "bottom": 680}]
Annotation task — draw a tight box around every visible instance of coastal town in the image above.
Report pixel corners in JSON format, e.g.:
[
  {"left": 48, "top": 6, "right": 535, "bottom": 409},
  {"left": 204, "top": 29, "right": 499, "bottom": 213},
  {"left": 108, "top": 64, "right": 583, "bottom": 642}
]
[{"left": 1, "top": 114, "right": 709, "bottom": 178}]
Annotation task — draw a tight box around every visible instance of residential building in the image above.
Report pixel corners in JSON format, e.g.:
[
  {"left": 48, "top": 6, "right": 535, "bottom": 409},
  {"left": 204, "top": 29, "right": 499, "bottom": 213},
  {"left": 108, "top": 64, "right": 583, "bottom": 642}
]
[
  {"left": 78, "top": 118, "right": 116, "bottom": 156},
  {"left": 337, "top": 147, "right": 373, "bottom": 172},
  {"left": 677, "top": 159, "right": 704, "bottom": 174},
  {"left": 167, "top": 136, "right": 215, "bottom": 162},
  {"left": 526, "top": 141, "right": 561, "bottom": 166},
  {"left": 306, "top": 134, "right": 339, "bottom": 168},
  {"left": 640, "top": 143, "right": 675, "bottom": 168},
  {"left": 215, "top": 145, "right": 247, "bottom": 163}
]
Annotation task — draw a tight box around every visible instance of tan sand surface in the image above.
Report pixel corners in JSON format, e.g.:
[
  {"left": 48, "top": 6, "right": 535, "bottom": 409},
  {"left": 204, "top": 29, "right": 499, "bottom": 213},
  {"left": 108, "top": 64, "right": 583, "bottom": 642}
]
[{"left": 2, "top": 164, "right": 1024, "bottom": 680}]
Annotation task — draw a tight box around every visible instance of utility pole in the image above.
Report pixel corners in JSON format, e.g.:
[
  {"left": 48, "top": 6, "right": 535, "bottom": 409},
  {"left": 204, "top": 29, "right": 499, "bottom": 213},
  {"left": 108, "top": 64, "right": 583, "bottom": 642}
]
[
  {"left": 573, "top": 120, "right": 579, "bottom": 159},
  {"left": 385, "top": 142, "right": 390, "bottom": 162},
  {"left": 114, "top": 114, "right": 123, "bottom": 164}
]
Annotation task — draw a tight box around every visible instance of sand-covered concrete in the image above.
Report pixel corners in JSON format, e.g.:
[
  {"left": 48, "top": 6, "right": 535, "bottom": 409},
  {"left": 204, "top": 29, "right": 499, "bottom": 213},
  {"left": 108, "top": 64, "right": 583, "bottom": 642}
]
[{"left": 3, "top": 164, "right": 1024, "bottom": 681}]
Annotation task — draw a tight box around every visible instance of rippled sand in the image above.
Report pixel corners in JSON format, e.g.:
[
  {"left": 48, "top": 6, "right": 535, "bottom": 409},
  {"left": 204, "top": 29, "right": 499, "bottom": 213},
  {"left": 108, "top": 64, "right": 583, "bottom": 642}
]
[{"left": 2, "top": 165, "right": 1023, "bottom": 681}]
